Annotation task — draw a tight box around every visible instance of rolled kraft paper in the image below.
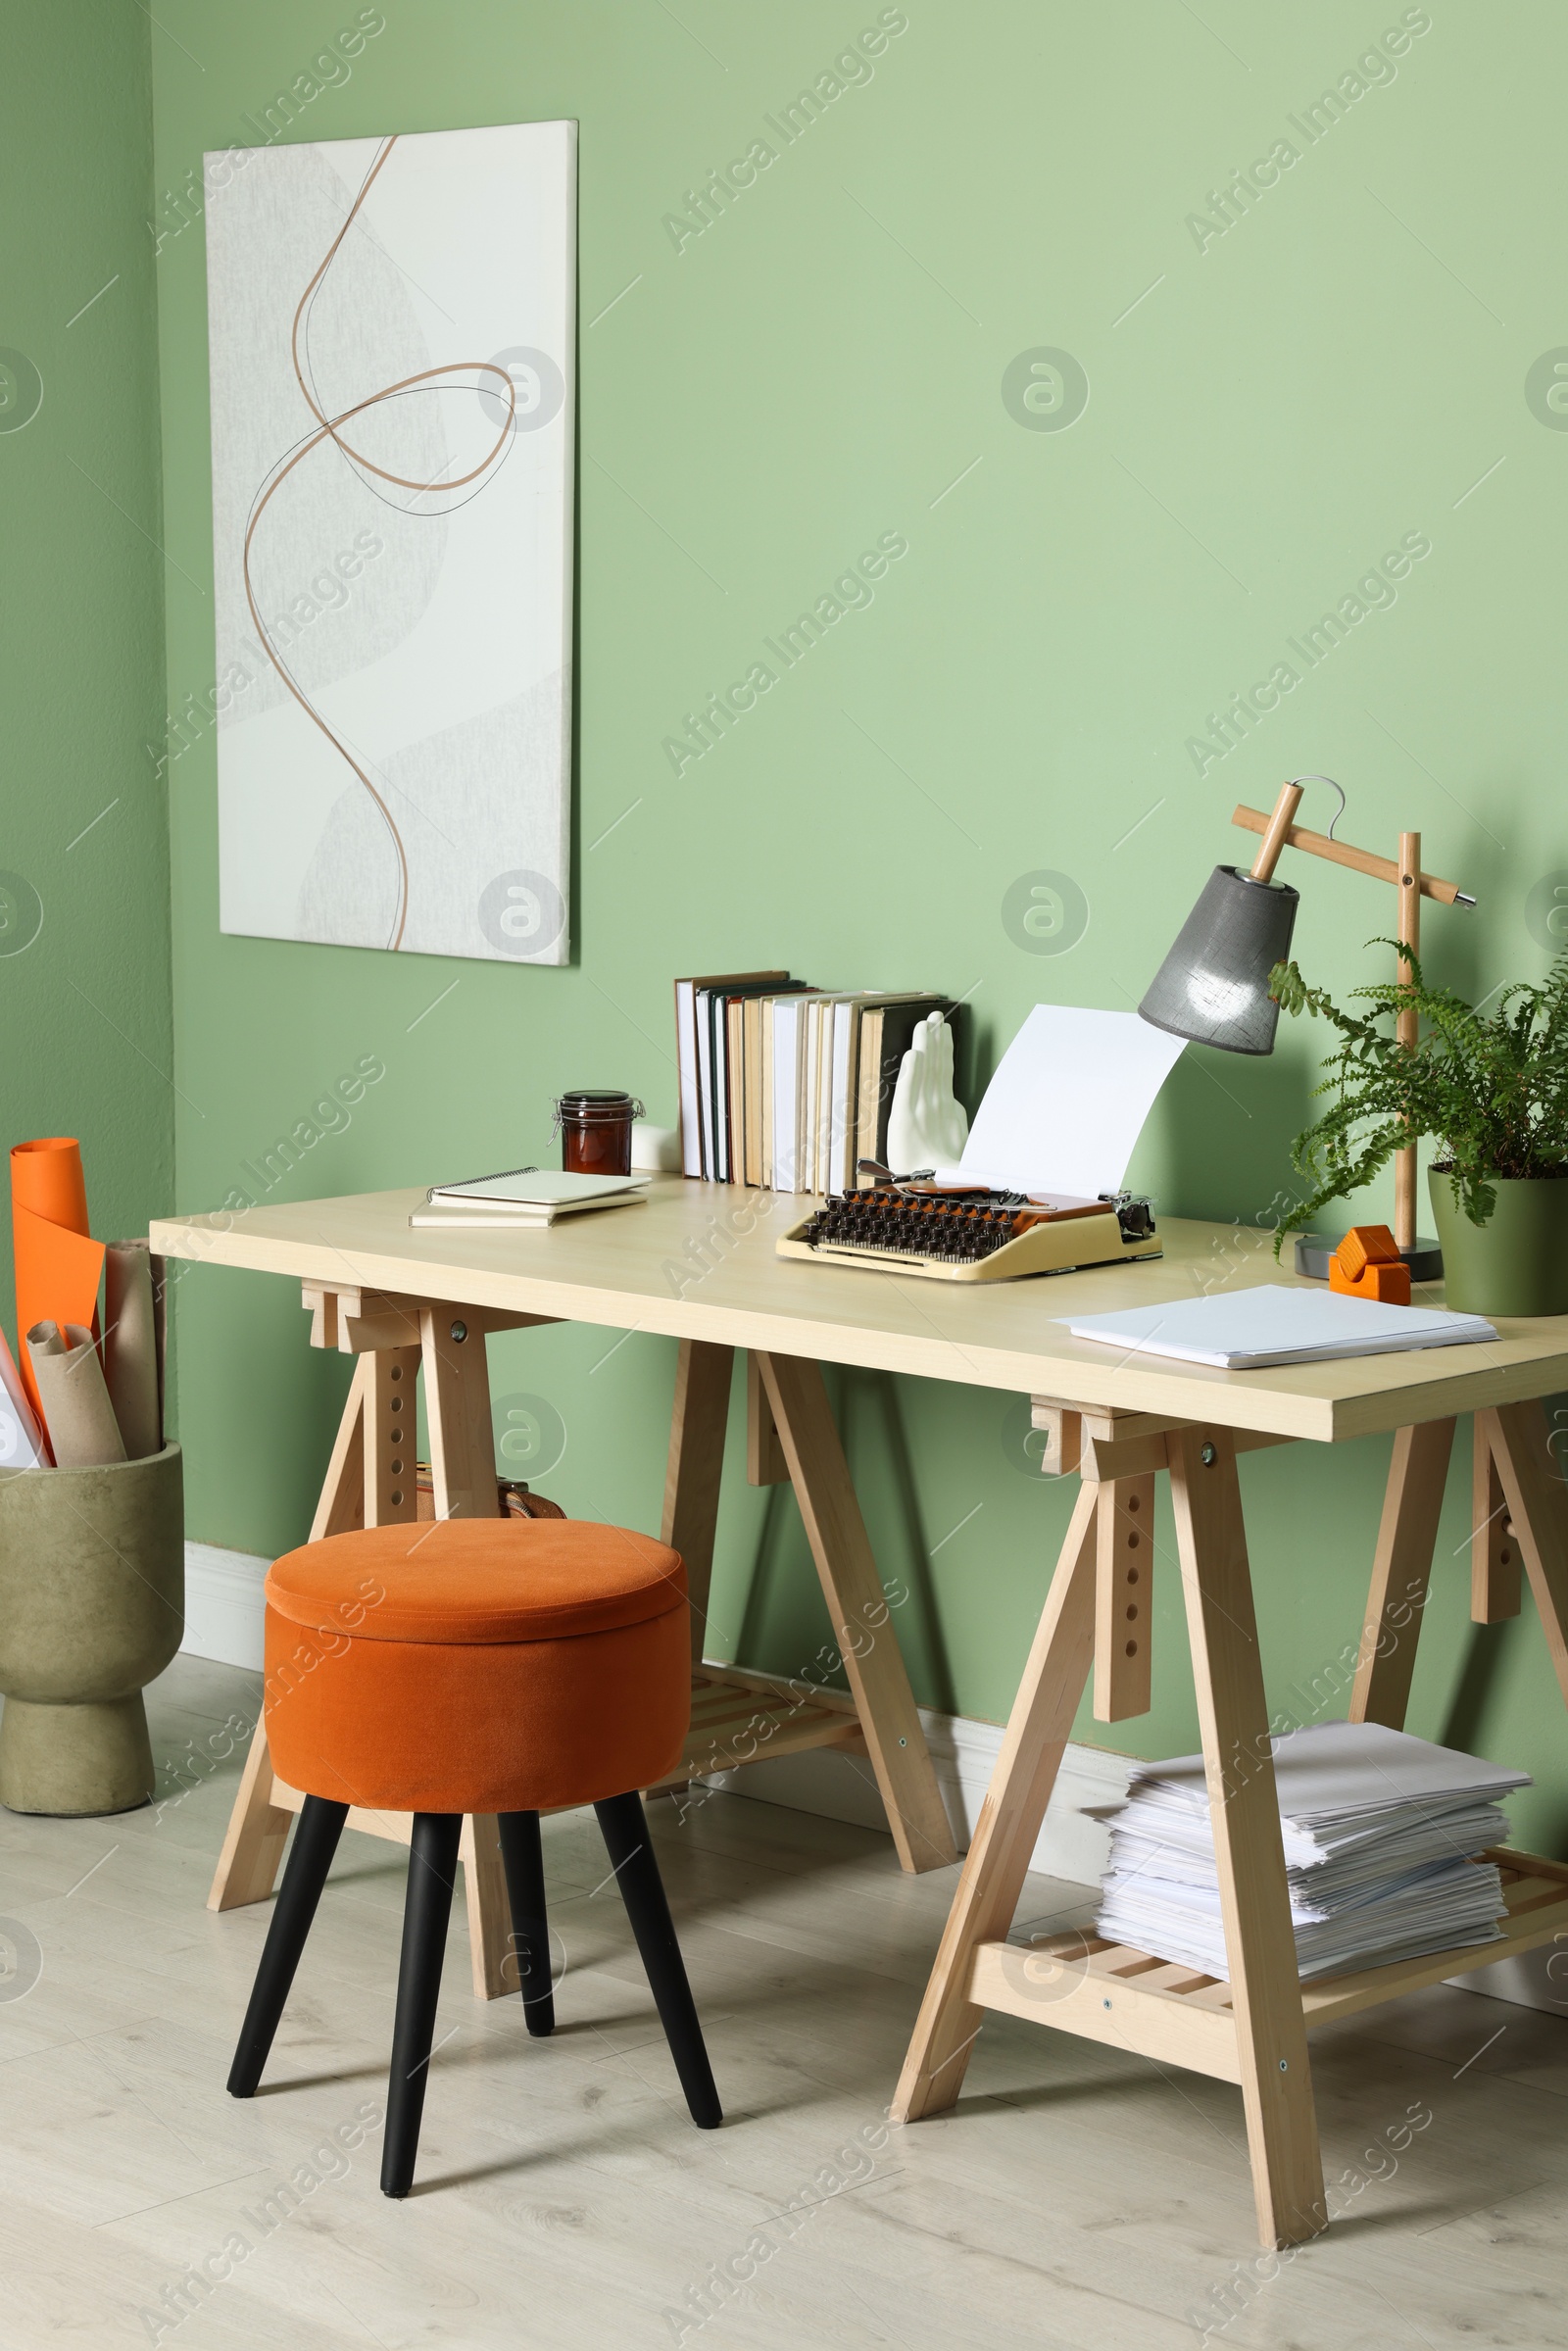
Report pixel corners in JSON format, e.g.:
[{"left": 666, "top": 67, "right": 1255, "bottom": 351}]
[
  {"left": 104, "top": 1244, "right": 162, "bottom": 1458},
  {"left": 26, "top": 1321, "right": 126, "bottom": 1470},
  {"left": 11, "top": 1140, "right": 105, "bottom": 1424},
  {"left": 0, "top": 1331, "right": 46, "bottom": 1470},
  {"left": 110, "top": 1239, "right": 169, "bottom": 1433}
]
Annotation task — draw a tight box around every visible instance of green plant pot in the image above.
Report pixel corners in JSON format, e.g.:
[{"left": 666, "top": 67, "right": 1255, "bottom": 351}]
[
  {"left": 0, "top": 1445, "right": 183, "bottom": 1814},
  {"left": 1428, "top": 1170, "right": 1568, "bottom": 1319}
]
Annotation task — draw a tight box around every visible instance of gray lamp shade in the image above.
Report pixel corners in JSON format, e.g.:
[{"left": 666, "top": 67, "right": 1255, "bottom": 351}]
[{"left": 1138, "top": 864, "right": 1299, "bottom": 1054}]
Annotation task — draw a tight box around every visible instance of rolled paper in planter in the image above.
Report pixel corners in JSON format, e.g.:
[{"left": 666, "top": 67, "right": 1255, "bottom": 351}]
[
  {"left": 110, "top": 1238, "right": 169, "bottom": 1434},
  {"left": 26, "top": 1322, "right": 126, "bottom": 1469},
  {"left": 0, "top": 1332, "right": 46, "bottom": 1470},
  {"left": 11, "top": 1140, "right": 105, "bottom": 1424},
  {"left": 104, "top": 1244, "right": 161, "bottom": 1458}
]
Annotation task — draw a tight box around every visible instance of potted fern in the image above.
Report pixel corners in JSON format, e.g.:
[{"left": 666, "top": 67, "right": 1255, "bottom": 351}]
[{"left": 1268, "top": 943, "right": 1568, "bottom": 1317}]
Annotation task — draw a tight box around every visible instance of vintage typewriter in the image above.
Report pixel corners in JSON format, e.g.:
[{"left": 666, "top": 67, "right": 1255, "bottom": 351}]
[{"left": 776, "top": 1171, "right": 1160, "bottom": 1284}]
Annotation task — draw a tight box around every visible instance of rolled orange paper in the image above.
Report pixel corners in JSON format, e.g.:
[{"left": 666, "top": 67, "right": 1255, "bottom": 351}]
[{"left": 11, "top": 1138, "right": 105, "bottom": 1425}]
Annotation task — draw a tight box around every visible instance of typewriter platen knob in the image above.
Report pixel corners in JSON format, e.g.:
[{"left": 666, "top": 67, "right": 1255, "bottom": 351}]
[{"left": 1099, "top": 1190, "right": 1155, "bottom": 1241}]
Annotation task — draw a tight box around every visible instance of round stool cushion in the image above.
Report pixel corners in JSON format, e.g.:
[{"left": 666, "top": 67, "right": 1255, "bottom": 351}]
[{"left": 263, "top": 1519, "right": 688, "bottom": 1815}]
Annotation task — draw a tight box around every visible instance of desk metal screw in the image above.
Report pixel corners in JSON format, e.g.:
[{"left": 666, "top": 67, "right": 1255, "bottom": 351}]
[
  {"left": 1200, "top": 1443, "right": 1216, "bottom": 1465},
  {"left": 1102, "top": 1997, "right": 1111, "bottom": 2009},
  {"left": 899, "top": 1737, "right": 907, "bottom": 1747},
  {"left": 450, "top": 1319, "right": 467, "bottom": 1343},
  {"left": 1279, "top": 2059, "right": 1288, "bottom": 2071}
]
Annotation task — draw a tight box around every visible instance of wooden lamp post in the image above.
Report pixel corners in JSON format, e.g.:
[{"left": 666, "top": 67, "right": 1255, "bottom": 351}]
[{"left": 1139, "top": 776, "right": 1476, "bottom": 1278}]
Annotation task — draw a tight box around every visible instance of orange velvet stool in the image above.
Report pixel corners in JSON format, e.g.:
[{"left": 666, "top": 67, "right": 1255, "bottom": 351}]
[
  {"left": 263, "top": 1518, "right": 691, "bottom": 1815},
  {"left": 228, "top": 1516, "right": 720, "bottom": 2197}
]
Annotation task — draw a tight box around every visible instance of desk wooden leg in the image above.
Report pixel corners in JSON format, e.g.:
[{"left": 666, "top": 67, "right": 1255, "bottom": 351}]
[
  {"left": 894, "top": 1480, "right": 1099, "bottom": 2118},
  {"left": 365, "top": 1346, "right": 420, "bottom": 1525},
  {"left": 1471, "top": 1417, "right": 1521, "bottom": 1623},
  {"left": 420, "top": 1310, "right": 504, "bottom": 1522},
  {"left": 309, "top": 1355, "right": 372, "bottom": 1541},
  {"left": 758, "top": 1352, "right": 957, "bottom": 1873},
  {"left": 1168, "top": 1428, "right": 1325, "bottom": 2250},
  {"left": 1348, "top": 1418, "right": 1454, "bottom": 1730},
  {"left": 662, "top": 1340, "right": 734, "bottom": 1668},
  {"left": 1481, "top": 1400, "right": 1568, "bottom": 1699},
  {"left": 460, "top": 1815, "right": 513, "bottom": 1999},
  {"left": 1094, "top": 1473, "right": 1155, "bottom": 1722},
  {"left": 209, "top": 1360, "right": 374, "bottom": 1912},
  {"left": 746, "top": 1351, "right": 789, "bottom": 1488},
  {"left": 418, "top": 1309, "right": 513, "bottom": 1992},
  {"left": 207, "top": 1711, "right": 296, "bottom": 1912}
]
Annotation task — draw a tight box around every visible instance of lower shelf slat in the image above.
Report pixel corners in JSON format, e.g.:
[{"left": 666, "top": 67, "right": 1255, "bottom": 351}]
[{"left": 970, "top": 1847, "right": 1568, "bottom": 2082}]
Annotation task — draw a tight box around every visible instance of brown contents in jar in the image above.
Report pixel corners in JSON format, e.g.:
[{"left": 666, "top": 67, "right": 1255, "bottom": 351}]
[{"left": 554, "top": 1090, "right": 643, "bottom": 1177}]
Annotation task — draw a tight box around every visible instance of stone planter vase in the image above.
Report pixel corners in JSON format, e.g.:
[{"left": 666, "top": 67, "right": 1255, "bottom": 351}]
[
  {"left": 1429, "top": 1170, "right": 1568, "bottom": 1319},
  {"left": 0, "top": 1444, "right": 183, "bottom": 1815}
]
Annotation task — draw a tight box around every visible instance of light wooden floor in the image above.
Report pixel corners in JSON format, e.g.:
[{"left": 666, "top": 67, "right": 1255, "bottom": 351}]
[{"left": 2, "top": 1656, "right": 1566, "bottom": 2349}]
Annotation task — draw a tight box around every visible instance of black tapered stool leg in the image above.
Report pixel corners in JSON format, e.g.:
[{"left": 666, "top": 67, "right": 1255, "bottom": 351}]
[
  {"left": 594, "top": 1790, "right": 721, "bottom": 2129},
  {"left": 382, "top": 1812, "right": 463, "bottom": 2198},
  {"left": 497, "top": 1811, "right": 555, "bottom": 2036},
  {"left": 227, "top": 1794, "right": 348, "bottom": 2098}
]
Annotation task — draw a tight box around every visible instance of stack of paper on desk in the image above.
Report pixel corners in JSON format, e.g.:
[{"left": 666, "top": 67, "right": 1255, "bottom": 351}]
[
  {"left": 1096, "top": 1721, "right": 1530, "bottom": 1981},
  {"left": 1063, "top": 1285, "right": 1496, "bottom": 1369}
]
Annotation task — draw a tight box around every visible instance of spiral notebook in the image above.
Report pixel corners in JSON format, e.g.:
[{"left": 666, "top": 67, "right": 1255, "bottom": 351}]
[{"left": 412, "top": 1168, "right": 649, "bottom": 1229}]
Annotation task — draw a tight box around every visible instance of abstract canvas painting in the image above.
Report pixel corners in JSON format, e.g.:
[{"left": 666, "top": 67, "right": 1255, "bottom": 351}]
[{"left": 204, "top": 120, "right": 575, "bottom": 962}]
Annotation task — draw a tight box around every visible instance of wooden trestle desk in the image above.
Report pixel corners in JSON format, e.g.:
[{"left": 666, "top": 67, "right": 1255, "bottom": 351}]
[{"left": 153, "top": 1179, "right": 1568, "bottom": 2249}]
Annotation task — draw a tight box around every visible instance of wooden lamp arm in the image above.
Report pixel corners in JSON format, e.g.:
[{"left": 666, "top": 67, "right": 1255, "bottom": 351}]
[
  {"left": 1246, "top": 783, "right": 1305, "bottom": 883},
  {"left": 1232, "top": 802, "right": 1475, "bottom": 908}
]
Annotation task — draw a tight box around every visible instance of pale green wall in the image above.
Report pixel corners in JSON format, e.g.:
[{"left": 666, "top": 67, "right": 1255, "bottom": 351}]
[
  {"left": 146, "top": 2, "right": 1568, "bottom": 1845},
  {"left": 0, "top": 4, "right": 172, "bottom": 1341}
]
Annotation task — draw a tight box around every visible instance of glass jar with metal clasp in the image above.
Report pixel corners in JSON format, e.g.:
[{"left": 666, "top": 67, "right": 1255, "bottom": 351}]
[{"left": 552, "top": 1090, "right": 645, "bottom": 1178}]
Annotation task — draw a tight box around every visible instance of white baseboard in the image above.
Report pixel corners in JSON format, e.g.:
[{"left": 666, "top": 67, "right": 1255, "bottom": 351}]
[
  {"left": 700, "top": 1706, "right": 1134, "bottom": 1885},
  {"left": 181, "top": 1542, "right": 269, "bottom": 1672}
]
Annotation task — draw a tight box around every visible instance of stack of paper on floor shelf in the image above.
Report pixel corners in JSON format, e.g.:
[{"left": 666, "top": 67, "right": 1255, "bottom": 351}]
[
  {"left": 1096, "top": 1721, "right": 1531, "bottom": 1981},
  {"left": 410, "top": 1170, "right": 650, "bottom": 1229}
]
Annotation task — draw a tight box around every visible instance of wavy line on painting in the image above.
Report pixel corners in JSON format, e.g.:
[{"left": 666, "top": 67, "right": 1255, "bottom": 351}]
[{"left": 241, "top": 134, "right": 515, "bottom": 951}]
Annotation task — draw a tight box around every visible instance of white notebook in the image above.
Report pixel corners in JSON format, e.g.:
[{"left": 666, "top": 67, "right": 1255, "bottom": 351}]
[
  {"left": 426, "top": 1167, "right": 649, "bottom": 1210},
  {"left": 413, "top": 1167, "right": 650, "bottom": 1230},
  {"left": 410, "top": 1199, "right": 648, "bottom": 1230},
  {"left": 1062, "top": 1284, "right": 1496, "bottom": 1369}
]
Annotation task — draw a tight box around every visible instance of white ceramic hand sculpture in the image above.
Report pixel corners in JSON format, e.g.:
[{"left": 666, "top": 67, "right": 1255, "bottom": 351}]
[{"left": 885, "top": 1013, "right": 969, "bottom": 1172}]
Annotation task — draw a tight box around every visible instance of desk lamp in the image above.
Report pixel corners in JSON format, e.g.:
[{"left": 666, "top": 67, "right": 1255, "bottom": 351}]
[{"left": 1138, "top": 776, "right": 1476, "bottom": 1278}]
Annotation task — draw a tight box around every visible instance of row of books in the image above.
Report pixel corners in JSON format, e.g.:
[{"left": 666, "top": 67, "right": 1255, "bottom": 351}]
[{"left": 674, "top": 970, "right": 959, "bottom": 1192}]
